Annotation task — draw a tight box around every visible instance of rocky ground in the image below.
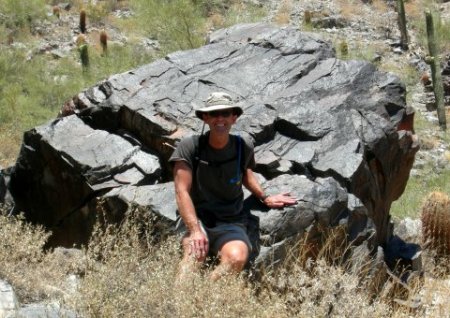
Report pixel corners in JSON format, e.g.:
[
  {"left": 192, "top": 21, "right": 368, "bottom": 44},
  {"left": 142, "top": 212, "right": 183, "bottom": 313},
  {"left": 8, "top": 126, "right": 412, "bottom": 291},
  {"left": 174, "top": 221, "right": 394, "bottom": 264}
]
[{"left": 1, "top": 0, "right": 450, "bottom": 316}]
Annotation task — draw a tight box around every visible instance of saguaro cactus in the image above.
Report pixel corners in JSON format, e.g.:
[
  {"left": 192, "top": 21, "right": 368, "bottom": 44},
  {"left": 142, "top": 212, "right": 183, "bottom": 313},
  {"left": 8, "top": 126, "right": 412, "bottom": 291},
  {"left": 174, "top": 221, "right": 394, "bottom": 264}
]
[
  {"left": 80, "top": 9, "right": 87, "bottom": 34},
  {"left": 425, "top": 9, "right": 446, "bottom": 131},
  {"left": 421, "top": 191, "right": 450, "bottom": 256},
  {"left": 76, "top": 34, "right": 89, "bottom": 71},
  {"left": 100, "top": 30, "right": 108, "bottom": 56},
  {"left": 396, "top": 0, "right": 408, "bottom": 50},
  {"left": 79, "top": 44, "right": 90, "bottom": 71},
  {"left": 53, "top": 6, "right": 61, "bottom": 19},
  {"left": 339, "top": 40, "right": 348, "bottom": 57}
]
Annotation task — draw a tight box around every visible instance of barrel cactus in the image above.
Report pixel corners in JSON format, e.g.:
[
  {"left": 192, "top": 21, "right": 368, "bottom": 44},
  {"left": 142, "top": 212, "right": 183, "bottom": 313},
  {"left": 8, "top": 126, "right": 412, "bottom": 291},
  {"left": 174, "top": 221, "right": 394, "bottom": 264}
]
[{"left": 421, "top": 191, "right": 450, "bottom": 256}]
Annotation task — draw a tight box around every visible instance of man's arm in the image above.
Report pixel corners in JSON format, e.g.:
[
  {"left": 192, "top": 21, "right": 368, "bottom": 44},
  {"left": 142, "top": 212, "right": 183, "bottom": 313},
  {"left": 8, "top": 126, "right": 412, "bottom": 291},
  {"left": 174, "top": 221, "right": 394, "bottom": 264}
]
[
  {"left": 173, "top": 161, "right": 208, "bottom": 259},
  {"left": 242, "top": 168, "right": 297, "bottom": 208}
]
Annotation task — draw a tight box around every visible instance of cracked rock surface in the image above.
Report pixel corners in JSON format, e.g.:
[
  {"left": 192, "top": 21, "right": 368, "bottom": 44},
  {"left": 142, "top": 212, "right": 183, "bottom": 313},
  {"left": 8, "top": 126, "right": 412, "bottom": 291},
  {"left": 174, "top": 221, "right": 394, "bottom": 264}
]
[{"left": 8, "top": 23, "right": 418, "bottom": 265}]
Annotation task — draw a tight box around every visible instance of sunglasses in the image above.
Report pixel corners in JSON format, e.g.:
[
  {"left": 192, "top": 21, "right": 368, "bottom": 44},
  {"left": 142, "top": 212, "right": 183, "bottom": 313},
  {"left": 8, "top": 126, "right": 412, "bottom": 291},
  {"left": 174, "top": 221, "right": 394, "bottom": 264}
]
[{"left": 207, "top": 110, "right": 235, "bottom": 118}]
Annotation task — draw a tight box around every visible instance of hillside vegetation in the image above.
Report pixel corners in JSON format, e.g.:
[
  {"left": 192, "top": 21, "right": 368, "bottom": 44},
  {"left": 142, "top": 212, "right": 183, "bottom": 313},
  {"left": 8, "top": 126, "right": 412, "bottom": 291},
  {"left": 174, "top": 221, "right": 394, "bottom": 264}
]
[{"left": 1, "top": 0, "right": 450, "bottom": 317}]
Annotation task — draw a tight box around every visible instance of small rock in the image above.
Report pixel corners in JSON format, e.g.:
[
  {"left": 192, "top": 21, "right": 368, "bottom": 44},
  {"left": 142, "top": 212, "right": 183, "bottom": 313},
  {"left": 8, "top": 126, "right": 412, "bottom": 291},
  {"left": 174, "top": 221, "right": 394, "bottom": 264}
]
[
  {"left": 394, "top": 217, "right": 422, "bottom": 243},
  {"left": 0, "top": 280, "right": 19, "bottom": 317},
  {"left": 393, "top": 47, "right": 403, "bottom": 55}
]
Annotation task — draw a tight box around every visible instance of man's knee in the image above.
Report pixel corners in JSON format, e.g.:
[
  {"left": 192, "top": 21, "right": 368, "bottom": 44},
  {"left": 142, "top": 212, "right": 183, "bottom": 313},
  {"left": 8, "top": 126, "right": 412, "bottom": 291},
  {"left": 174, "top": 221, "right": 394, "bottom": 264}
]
[{"left": 219, "top": 241, "right": 249, "bottom": 268}]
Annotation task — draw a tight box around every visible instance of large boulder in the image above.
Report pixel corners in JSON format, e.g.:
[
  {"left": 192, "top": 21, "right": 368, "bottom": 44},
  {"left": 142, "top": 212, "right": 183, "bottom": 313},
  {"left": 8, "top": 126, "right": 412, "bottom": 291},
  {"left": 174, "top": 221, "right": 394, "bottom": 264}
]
[{"left": 8, "top": 23, "right": 418, "bottom": 265}]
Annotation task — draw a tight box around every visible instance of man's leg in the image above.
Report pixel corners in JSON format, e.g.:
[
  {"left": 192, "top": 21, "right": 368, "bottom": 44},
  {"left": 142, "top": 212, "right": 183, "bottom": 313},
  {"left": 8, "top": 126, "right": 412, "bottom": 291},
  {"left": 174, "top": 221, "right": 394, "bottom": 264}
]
[{"left": 209, "top": 240, "right": 249, "bottom": 281}]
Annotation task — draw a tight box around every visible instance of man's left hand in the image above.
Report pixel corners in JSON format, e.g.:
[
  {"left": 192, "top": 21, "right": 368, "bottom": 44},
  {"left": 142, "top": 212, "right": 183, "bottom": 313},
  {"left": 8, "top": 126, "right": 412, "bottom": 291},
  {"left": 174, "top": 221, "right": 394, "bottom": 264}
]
[{"left": 263, "top": 192, "right": 298, "bottom": 209}]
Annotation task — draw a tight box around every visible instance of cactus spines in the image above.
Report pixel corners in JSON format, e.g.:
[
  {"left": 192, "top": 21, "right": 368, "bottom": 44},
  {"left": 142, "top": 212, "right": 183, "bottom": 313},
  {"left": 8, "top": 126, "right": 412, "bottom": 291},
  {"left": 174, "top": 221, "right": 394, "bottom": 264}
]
[
  {"left": 100, "top": 30, "right": 108, "bottom": 56},
  {"left": 421, "top": 191, "right": 450, "bottom": 256},
  {"left": 52, "top": 6, "right": 61, "bottom": 19},
  {"left": 396, "top": 0, "right": 408, "bottom": 50},
  {"left": 425, "top": 9, "right": 447, "bottom": 131},
  {"left": 80, "top": 9, "right": 87, "bottom": 34}
]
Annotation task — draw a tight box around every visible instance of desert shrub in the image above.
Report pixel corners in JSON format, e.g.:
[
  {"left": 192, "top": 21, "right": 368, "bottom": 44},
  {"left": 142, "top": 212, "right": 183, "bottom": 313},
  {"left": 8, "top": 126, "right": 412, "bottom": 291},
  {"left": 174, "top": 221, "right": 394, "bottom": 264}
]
[
  {"left": 192, "top": 0, "right": 232, "bottom": 15},
  {"left": 274, "top": 0, "right": 292, "bottom": 25},
  {"left": 219, "top": 1, "right": 267, "bottom": 28},
  {"left": 131, "top": 0, "right": 206, "bottom": 53},
  {"left": 0, "top": 0, "right": 47, "bottom": 28},
  {"left": 0, "top": 210, "right": 49, "bottom": 301},
  {"left": 131, "top": 0, "right": 265, "bottom": 53}
]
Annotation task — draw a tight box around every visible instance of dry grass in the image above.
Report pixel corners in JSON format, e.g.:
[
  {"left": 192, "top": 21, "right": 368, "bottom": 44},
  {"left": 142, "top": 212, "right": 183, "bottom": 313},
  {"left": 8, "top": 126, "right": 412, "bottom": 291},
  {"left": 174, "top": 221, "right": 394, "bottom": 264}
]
[
  {"left": 0, "top": 125, "right": 21, "bottom": 167},
  {"left": 1, "top": 203, "right": 449, "bottom": 317},
  {"left": 405, "top": 0, "right": 425, "bottom": 20},
  {"left": 207, "top": 12, "right": 226, "bottom": 29},
  {"left": 419, "top": 135, "right": 441, "bottom": 150},
  {"left": 274, "top": 0, "right": 292, "bottom": 25},
  {"left": 337, "top": 0, "right": 361, "bottom": 19},
  {"left": 372, "top": 0, "right": 389, "bottom": 14}
]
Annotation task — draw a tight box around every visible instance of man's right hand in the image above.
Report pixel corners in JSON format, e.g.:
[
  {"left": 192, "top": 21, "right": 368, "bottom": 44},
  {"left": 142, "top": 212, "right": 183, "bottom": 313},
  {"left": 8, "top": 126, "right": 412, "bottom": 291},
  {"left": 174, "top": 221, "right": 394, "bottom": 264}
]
[{"left": 188, "top": 230, "right": 209, "bottom": 261}]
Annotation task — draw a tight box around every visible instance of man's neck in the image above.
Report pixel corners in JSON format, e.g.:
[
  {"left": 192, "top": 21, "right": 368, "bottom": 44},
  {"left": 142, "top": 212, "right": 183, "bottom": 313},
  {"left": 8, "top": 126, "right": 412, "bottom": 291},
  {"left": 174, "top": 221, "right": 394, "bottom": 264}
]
[{"left": 208, "top": 132, "right": 230, "bottom": 149}]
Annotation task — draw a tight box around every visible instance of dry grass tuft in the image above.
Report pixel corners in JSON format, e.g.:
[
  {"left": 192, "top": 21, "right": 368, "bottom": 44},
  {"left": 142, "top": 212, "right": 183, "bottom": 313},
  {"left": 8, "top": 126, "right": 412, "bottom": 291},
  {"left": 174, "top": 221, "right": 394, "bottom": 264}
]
[
  {"left": 208, "top": 12, "right": 225, "bottom": 29},
  {"left": 0, "top": 126, "right": 21, "bottom": 167},
  {"left": 337, "top": 0, "right": 361, "bottom": 19},
  {"left": 372, "top": 0, "right": 389, "bottom": 14},
  {"left": 1, "top": 203, "right": 450, "bottom": 317},
  {"left": 405, "top": 0, "right": 424, "bottom": 20},
  {"left": 274, "top": 0, "right": 292, "bottom": 25},
  {"left": 71, "top": 206, "right": 285, "bottom": 317},
  {"left": 0, "top": 208, "right": 77, "bottom": 303},
  {"left": 419, "top": 135, "right": 440, "bottom": 150}
]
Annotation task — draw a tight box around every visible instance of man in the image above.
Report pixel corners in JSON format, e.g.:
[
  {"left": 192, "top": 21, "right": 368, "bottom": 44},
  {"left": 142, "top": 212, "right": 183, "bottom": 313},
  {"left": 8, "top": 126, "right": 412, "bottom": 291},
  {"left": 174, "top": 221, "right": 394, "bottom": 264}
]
[{"left": 169, "top": 92, "right": 297, "bottom": 281}]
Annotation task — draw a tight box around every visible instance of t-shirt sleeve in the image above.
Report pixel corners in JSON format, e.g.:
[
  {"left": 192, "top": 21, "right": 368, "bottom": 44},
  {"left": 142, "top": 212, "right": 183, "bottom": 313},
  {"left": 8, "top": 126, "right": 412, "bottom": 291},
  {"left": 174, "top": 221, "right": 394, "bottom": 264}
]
[
  {"left": 242, "top": 135, "right": 256, "bottom": 170},
  {"left": 168, "top": 136, "right": 196, "bottom": 170}
]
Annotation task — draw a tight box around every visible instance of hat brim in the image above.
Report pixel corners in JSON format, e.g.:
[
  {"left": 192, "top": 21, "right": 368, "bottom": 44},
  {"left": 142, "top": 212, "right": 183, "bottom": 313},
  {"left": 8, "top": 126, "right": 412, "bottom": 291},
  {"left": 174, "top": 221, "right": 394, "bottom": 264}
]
[{"left": 195, "top": 104, "right": 243, "bottom": 119}]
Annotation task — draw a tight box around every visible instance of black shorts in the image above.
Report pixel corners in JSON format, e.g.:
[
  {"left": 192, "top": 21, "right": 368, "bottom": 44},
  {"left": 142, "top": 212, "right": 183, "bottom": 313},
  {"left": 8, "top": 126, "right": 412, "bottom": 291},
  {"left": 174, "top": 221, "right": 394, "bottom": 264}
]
[{"left": 176, "top": 218, "right": 252, "bottom": 255}]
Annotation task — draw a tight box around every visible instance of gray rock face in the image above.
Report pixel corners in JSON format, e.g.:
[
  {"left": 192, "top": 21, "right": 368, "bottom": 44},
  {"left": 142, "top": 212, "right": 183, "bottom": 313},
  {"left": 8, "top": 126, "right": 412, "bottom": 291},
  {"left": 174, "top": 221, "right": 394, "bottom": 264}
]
[
  {"left": 0, "top": 280, "right": 19, "bottom": 317},
  {"left": 8, "top": 23, "right": 418, "bottom": 264}
]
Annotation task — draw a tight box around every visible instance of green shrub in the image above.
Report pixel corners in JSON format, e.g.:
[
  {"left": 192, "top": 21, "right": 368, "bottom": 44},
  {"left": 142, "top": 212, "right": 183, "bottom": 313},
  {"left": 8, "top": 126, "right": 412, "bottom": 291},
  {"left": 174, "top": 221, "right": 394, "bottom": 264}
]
[
  {"left": 0, "top": 0, "right": 47, "bottom": 27},
  {"left": 131, "top": 0, "right": 204, "bottom": 53}
]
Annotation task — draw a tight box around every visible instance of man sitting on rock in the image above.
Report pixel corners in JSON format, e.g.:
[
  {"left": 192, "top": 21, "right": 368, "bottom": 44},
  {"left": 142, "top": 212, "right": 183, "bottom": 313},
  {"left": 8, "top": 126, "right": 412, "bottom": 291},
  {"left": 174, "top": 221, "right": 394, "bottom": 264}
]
[{"left": 169, "top": 92, "right": 297, "bottom": 281}]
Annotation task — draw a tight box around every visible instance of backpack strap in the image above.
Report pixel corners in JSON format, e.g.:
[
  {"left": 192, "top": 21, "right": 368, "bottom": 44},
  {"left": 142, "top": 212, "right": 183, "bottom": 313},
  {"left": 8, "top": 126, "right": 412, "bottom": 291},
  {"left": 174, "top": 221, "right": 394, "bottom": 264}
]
[
  {"left": 193, "top": 134, "right": 207, "bottom": 175},
  {"left": 192, "top": 134, "right": 246, "bottom": 178}
]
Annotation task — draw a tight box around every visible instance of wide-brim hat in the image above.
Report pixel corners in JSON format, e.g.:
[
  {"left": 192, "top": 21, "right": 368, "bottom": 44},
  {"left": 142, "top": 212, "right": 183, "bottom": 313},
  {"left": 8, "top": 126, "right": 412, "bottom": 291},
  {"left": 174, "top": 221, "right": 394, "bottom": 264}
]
[{"left": 195, "top": 92, "right": 243, "bottom": 119}]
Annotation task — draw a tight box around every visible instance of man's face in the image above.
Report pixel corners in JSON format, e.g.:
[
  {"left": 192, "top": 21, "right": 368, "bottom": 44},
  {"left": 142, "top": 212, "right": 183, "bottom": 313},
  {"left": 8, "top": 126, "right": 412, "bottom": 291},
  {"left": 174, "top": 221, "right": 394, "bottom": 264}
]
[{"left": 202, "top": 109, "right": 238, "bottom": 135}]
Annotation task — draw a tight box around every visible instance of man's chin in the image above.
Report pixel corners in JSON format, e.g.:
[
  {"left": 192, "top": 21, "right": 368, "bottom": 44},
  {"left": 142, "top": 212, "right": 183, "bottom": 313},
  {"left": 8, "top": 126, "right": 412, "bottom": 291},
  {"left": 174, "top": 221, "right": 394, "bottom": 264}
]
[{"left": 212, "top": 127, "right": 230, "bottom": 134}]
